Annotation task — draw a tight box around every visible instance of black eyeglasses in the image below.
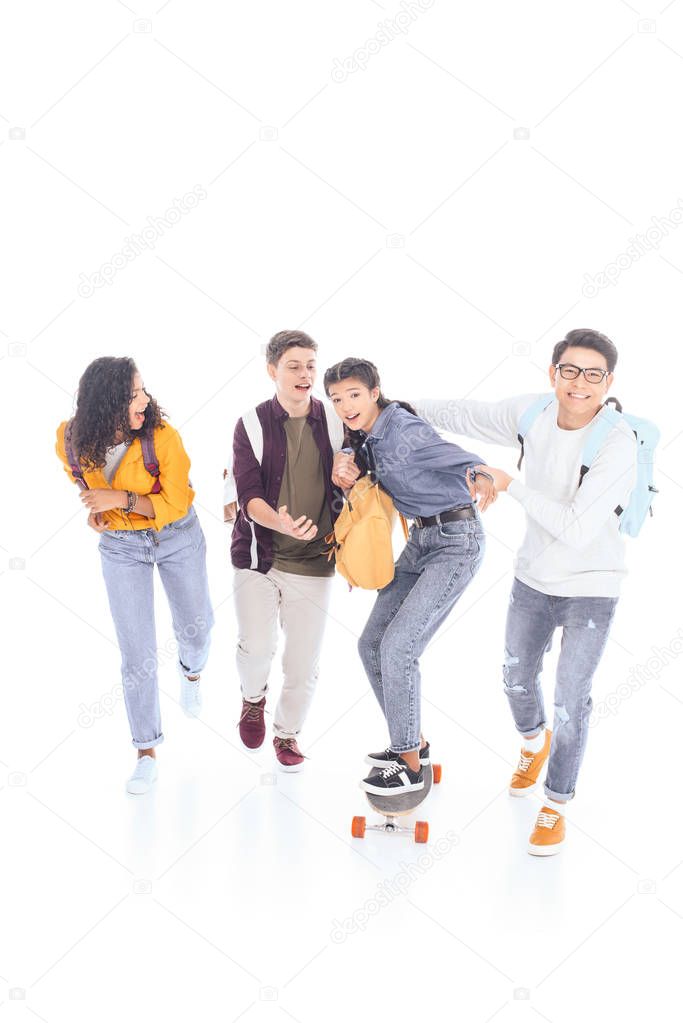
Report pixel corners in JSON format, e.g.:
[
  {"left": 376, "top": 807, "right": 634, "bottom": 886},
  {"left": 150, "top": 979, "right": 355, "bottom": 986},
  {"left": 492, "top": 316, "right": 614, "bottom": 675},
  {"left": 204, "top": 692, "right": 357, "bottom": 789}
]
[{"left": 555, "top": 363, "right": 609, "bottom": 384}]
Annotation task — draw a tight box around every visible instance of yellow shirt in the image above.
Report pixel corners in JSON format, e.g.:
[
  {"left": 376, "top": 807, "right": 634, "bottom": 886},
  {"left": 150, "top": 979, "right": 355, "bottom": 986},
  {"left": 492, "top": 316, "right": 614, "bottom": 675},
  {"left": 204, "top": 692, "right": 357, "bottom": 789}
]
[{"left": 56, "top": 420, "right": 195, "bottom": 531}]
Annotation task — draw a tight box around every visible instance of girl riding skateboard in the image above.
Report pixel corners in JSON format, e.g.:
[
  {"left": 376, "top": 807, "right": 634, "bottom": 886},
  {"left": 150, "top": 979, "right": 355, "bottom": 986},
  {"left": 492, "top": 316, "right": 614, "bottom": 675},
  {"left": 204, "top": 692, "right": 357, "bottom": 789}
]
[{"left": 324, "top": 358, "right": 496, "bottom": 799}]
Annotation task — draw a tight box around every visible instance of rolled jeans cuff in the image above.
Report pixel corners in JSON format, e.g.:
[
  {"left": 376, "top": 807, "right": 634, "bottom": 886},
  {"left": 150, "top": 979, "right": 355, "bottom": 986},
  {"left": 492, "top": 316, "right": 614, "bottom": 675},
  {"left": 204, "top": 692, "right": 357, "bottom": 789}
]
[
  {"left": 544, "top": 782, "right": 574, "bottom": 802},
  {"left": 273, "top": 727, "right": 298, "bottom": 740},
  {"left": 518, "top": 722, "right": 546, "bottom": 737},
  {"left": 131, "top": 733, "right": 164, "bottom": 751}
]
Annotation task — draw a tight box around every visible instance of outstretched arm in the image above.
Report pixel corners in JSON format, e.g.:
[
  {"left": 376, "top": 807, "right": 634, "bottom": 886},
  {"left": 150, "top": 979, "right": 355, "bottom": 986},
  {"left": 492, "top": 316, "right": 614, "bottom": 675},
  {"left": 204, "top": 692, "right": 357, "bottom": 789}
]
[{"left": 414, "top": 394, "right": 541, "bottom": 448}]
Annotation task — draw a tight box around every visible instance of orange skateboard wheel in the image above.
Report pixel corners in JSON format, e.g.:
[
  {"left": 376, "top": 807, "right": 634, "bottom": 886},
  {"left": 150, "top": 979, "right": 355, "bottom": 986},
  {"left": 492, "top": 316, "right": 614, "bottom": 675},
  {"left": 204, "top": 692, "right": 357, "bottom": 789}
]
[
  {"left": 432, "top": 763, "right": 442, "bottom": 784},
  {"left": 414, "top": 821, "right": 429, "bottom": 843},
  {"left": 351, "top": 815, "right": 366, "bottom": 839}
]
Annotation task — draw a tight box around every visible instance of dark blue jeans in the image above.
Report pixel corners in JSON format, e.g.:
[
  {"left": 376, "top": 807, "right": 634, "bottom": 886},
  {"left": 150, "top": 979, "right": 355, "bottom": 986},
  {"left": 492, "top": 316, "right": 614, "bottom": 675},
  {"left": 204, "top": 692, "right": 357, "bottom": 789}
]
[
  {"left": 358, "top": 516, "right": 485, "bottom": 753},
  {"left": 503, "top": 577, "right": 618, "bottom": 801}
]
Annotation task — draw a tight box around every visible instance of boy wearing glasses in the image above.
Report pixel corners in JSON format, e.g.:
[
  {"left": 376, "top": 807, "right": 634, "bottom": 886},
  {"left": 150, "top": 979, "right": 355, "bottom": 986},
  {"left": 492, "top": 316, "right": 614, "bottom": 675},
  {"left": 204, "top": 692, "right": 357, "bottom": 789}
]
[{"left": 412, "top": 328, "right": 637, "bottom": 855}]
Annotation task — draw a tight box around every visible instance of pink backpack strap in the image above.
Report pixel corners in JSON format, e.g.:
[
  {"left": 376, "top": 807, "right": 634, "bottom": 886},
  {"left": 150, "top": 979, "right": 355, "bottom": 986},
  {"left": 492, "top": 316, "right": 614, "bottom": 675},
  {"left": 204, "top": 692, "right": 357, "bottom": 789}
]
[
  {"left": 139, "top": 432, "right": 162, "bottom": 493},
  {"left": 64, "top": 420, "right": 88, "bottom": 490}
]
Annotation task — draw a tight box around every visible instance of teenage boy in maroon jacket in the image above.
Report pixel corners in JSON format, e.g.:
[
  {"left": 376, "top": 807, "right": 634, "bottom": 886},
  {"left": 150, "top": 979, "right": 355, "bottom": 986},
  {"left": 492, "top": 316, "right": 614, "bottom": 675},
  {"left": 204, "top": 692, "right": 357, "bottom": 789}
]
[{"left": 231, "top": 330, "right": 343, "bottom": 771}]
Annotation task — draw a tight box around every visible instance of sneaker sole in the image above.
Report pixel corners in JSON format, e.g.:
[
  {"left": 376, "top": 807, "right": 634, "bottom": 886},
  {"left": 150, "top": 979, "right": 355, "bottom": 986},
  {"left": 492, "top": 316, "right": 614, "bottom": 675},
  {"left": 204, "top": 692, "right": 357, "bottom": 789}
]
[
  {"left": 360, "top": 780, "right": 425, "bottom": 796},
  {"left": 276, "top": 760, "right": 304, "bottom": 773},
  {"left": 527, "top": 842, "right": 564, "bottom": 856},
  {"left": 509, "top": 782, "right": 538, "bottom": 797},
  {"left": 239, "top": 735, "right": 266, "bottom": 752},
  {"left": 126, "top": 775, "right": 157, "bottom": 795}
]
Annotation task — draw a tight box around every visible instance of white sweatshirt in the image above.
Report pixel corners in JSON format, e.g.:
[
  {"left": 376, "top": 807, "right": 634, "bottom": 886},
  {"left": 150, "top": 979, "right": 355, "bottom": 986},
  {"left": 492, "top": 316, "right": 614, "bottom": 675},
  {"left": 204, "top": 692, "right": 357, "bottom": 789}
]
[{"left": 415, "top": 395, "right": 637, "bottom": 598}]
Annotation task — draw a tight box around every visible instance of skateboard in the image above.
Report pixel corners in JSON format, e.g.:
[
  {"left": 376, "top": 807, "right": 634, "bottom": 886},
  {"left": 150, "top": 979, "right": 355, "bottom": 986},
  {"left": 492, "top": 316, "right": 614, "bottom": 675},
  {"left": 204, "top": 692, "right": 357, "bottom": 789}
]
[{"left": 351, "top": 762, "right": 442, "bottom": 844}]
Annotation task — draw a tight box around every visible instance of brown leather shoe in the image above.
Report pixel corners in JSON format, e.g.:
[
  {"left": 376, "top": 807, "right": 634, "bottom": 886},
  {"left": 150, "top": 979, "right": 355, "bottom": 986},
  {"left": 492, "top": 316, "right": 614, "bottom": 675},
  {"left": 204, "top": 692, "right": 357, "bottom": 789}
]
[
  {"left": 509, "top": 729, "right": 552, "bottom": 796},
  {"left": 238, "top": 697, "right": 266, "bottom": 749}
]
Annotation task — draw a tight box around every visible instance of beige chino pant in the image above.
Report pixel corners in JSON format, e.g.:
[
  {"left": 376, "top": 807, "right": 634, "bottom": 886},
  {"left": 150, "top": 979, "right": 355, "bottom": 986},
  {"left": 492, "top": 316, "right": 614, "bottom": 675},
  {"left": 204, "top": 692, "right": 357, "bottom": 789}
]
[{"left": 233, "top": 567, "right": 333, "bottom": 739}]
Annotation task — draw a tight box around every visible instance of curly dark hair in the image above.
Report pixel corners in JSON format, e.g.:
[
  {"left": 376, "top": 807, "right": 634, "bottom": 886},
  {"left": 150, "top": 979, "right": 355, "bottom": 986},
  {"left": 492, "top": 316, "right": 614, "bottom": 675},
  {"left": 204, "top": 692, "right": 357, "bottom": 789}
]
[{"left": 69, "top": 356, "right": 166, "bottom": 470}]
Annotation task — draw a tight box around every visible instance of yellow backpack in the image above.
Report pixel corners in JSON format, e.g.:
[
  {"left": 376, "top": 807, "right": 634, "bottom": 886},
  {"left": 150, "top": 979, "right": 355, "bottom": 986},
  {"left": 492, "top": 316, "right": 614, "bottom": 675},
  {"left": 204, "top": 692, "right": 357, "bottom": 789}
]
[{"left": 325, "top": 474, "right": 409, "bottom": 590}]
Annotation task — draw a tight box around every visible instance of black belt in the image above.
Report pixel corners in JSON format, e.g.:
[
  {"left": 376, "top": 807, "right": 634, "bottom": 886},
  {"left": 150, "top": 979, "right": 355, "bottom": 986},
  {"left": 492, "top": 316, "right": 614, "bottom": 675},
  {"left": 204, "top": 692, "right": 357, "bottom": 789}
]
[{"left": 413, "top": 505, "right": 476, "bottom": 529}]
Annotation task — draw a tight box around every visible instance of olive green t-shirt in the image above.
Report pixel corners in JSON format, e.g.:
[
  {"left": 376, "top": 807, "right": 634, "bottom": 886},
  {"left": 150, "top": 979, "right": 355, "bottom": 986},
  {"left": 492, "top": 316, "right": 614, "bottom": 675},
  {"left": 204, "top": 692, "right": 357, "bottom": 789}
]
[{"left": 272, "top": 416, "right": 335, "bottom": 577}]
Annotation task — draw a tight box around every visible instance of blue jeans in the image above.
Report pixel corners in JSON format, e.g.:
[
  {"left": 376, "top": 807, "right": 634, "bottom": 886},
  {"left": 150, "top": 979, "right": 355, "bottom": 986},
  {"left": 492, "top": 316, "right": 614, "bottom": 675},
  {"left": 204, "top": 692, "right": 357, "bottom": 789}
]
[
  {"left": 503, "top": 577, "right": 618, "bottom": 801},
  {"left": 98, "top": 506, "right": 214, "bottom": 748},
  {"left": 358, "top": 516, "right": 485, "bottom": 753}
]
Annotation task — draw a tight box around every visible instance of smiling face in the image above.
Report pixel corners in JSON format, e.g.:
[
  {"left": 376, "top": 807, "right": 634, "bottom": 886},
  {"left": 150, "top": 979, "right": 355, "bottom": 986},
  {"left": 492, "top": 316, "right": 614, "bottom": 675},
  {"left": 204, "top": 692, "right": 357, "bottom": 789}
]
[
  {"left": 327, "top": 377, "right": 381, "bottom": 433},
  {"left": 549, "top": 345, "right": 612, "bottom": 427},
  {"left": 127, "top": 371, "right": 150, "bottom": 430},
  {"left": 267, "top": 346, "right": 317, "bottom": 414}
]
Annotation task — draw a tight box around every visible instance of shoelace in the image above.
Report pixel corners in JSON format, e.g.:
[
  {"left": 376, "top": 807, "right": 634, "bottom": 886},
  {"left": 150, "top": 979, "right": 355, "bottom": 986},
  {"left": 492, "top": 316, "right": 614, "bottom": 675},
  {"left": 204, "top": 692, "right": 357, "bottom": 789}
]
[
  {"left": 380, "top": 761, "right": 404, "bottom": 779},
  {"left": 239, "top": 701, "right": 265, "bottom": 724},
  {"left": 275, "top": 738, "right": 306, "bottom": 759},
  {"left": 537, "top": 811, "right": 560, "bottom": 830},
  {"left": 517, "top": 751, "right": 534, "bottom": 773}
]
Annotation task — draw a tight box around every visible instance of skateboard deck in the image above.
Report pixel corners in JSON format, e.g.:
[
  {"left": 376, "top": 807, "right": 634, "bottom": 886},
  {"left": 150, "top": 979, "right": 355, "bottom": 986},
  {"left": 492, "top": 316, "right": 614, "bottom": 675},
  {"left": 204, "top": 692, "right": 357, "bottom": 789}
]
[
  {"left": 352, "top": 762, "right": 442, "bottom": 843},
  {"left": 364, "top": 763, "right": 433, "bottom": 817}
]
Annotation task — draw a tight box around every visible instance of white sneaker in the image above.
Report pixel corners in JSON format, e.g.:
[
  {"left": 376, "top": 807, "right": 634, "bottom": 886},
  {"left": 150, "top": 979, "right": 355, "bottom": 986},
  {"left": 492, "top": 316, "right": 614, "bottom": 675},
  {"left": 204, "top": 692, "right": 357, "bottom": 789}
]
[
  {"left": 127, "top": 755, "right": 157, "bottom": 795},
  {"left": 178, "top": 661, "right": 202, "bottom": 717}
]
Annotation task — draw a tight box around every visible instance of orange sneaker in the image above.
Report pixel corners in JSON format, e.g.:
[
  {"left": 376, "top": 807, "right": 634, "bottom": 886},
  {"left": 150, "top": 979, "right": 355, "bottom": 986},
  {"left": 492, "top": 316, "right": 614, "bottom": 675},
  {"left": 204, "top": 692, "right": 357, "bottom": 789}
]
[
  {"left": 528, "top": 806, "right": 566, "bottom": 856},
  {"left": 509, "top": 729, "right": 552, "bottom": 797}
]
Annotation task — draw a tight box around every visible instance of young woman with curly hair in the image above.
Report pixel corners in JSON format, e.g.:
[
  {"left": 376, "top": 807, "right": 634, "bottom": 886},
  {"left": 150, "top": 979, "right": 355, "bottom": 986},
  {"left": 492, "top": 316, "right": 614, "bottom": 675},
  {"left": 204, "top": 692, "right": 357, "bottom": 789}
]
[{"left": 56, "top": 357, "right": 213, "bottom": 795}]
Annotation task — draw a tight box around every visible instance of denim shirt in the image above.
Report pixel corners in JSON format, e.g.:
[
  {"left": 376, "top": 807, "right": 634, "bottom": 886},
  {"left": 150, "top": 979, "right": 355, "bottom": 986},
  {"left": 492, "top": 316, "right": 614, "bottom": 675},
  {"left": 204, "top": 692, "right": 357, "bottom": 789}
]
[{"left": 360, "top": 403, "right": 484, "bottom": 518}]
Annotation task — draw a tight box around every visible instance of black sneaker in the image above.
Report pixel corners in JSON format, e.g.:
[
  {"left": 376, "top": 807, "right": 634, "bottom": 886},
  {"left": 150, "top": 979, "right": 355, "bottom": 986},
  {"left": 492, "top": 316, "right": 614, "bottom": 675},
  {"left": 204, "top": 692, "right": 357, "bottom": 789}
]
[
  {"left": 365, "top": 741, "right": 431, "bottom": 769},
  {"left": 360, "top": 758, "right": 424, "bottom": 796}
]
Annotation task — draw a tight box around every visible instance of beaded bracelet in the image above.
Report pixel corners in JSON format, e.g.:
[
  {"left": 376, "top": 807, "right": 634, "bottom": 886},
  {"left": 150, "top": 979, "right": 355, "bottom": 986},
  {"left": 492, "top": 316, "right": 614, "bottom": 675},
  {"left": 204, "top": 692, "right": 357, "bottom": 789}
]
[{"left": 125, "top": 490, "right": 139, "bottom": 514}]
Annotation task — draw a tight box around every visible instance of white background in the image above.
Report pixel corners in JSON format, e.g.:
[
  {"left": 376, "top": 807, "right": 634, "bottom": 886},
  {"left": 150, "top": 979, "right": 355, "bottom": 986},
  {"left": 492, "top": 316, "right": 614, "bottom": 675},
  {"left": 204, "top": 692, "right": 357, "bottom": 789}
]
[{"left": 2, "top": 1, "right": 683, "bottom": 1020}]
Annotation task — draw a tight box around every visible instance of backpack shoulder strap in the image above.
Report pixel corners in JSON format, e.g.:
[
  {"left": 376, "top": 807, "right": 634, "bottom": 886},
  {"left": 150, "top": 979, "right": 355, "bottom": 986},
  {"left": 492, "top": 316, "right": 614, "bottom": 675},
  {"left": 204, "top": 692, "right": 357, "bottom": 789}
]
[
  {"left": 139, "top": 431, "right": 162, "bottom": 493},
  {"left": 578, "top": 405, "right": 621, "bottom": 486},
  {"left": 322, "top": 401, "right": 344, "bottom": 453},
  {"left": 242, "top": 407, "right": 264, "bottom": 464},
  {"left": 64, "top": 419, "right": 89, "bottom": 490},
  {"left": 516, "top": 393, "right": 555, "bottom": 470},
  {"left": 240, "top": 402, "right": 342, "bottom": 466}
]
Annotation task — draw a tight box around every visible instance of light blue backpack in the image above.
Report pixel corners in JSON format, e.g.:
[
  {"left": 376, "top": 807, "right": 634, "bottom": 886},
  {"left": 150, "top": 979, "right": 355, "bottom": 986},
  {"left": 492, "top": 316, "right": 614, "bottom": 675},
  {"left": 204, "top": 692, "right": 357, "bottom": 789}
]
[{"left": 516, "top": 394, "right": 660, "bottom": 538}]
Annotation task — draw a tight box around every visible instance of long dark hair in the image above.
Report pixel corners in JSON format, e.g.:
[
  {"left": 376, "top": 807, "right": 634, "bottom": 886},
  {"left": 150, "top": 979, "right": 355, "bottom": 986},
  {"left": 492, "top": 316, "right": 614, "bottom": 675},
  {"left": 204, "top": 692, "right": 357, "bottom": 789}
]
[
  {"left": 323, "top": 357, "right": 416, "bottom": 451},
  {"left": 70, "top": 356, "right": 166, "bottom": 470}
]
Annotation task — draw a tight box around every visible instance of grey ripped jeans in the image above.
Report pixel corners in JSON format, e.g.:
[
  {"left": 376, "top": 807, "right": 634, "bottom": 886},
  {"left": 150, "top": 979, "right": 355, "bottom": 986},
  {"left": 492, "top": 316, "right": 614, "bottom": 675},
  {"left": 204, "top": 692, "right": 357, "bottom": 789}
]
[
  {"left": 503, "top": 577, "right": 618, "bottom": 801},
  {"left": 358, "top": 515, "right": 485, "bottom": 753}
]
